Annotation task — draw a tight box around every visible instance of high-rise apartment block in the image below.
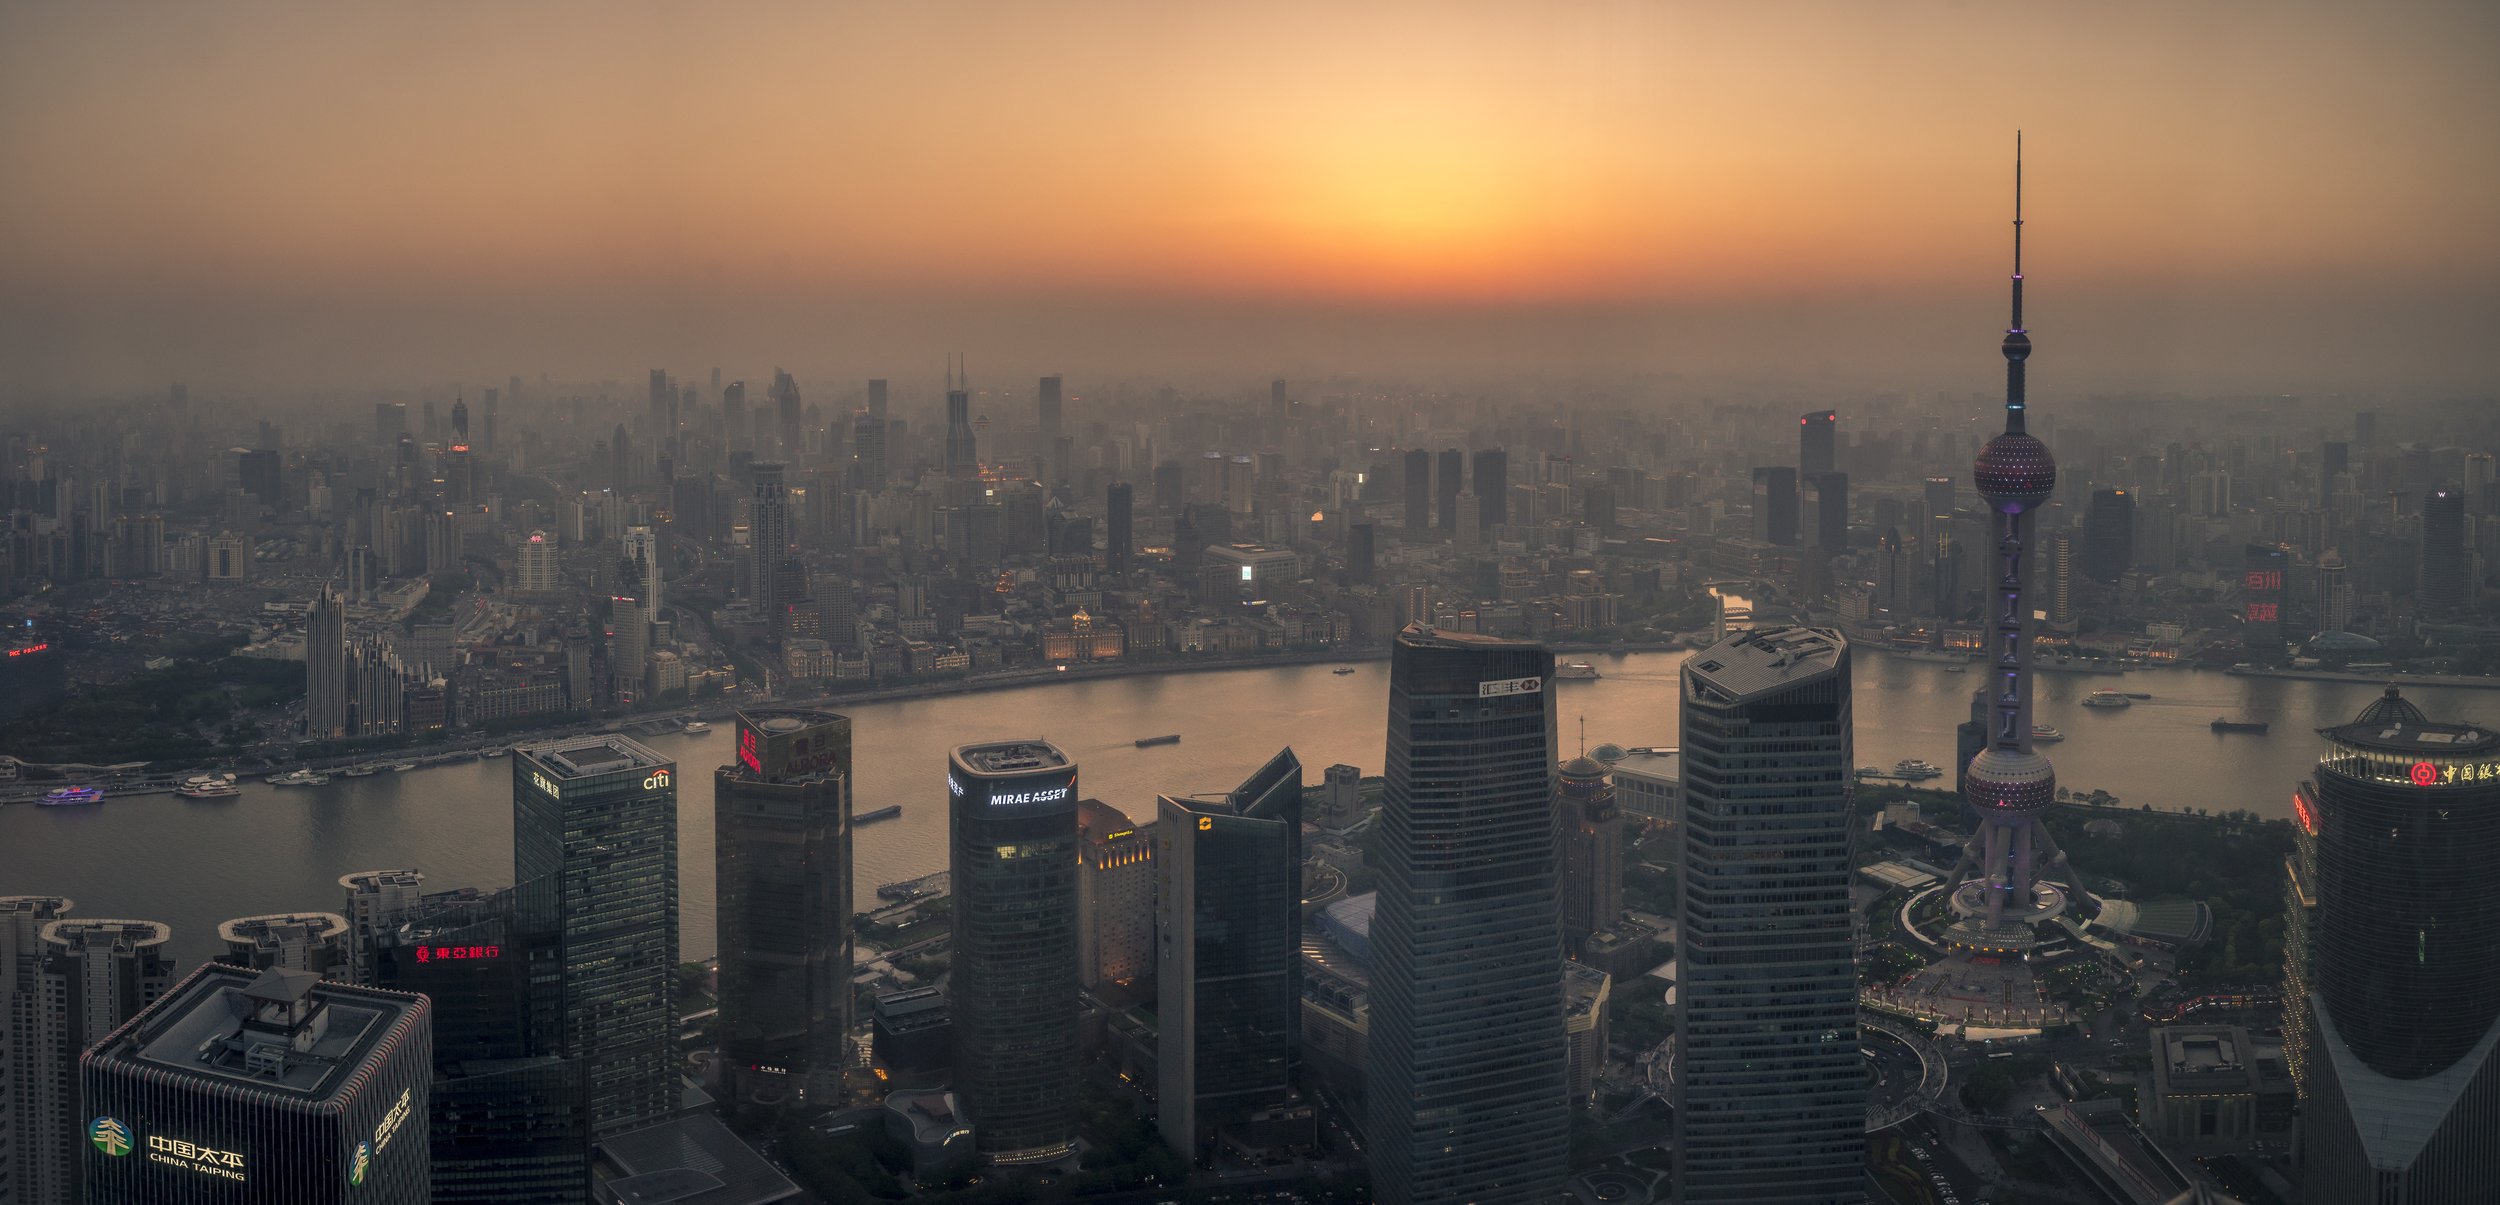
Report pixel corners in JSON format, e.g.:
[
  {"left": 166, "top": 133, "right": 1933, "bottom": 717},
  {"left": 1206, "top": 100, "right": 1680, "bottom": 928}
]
[
  {"left": 1675, "top": 626, "right": 1863, "bottom": 1204},
  {"left": 715, "top": 709, "right": 854, "bottom": 1111},
  {"left": 947, "top": 740, "right": 1081, "bottom": 1166},
  {"left": 1366, "top": 627, "right": 1567, "bottom": 1204},
  {"left": 512, "top": 737, "right": 679, "bottom": 1138}
]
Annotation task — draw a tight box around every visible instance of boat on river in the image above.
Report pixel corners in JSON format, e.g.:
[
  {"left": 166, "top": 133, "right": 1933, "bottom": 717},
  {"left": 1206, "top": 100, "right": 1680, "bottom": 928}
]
[
  {"left": 1555, "top": 662, "right": 1601, "bottom": 681},
  {"left": 1892, "top": 759, "right": 1945, "bottom": 780},
  {"left": 2082, "top": 690, "right": 2132, "bottom": 709},
  {"left": 2031, "top": 725, "right": 2064, "bottom": 743},
  {"left": 1135, "top": 734, "right": 1181, "bottom": 748},
  {"left": 40, "top": 785, "right": 103, "bottom": 806},
  {"left": 2211, "top": 717, "right": 2269, "bottom": 734},
  {"left": 858, "top": 805, "right": 903, "bottom": 824},
  {"left": 266, "top": 769, "right": 330, "bottom": 787},
  {"left": 177, "top": 774, "right": 240, "bottom": 799}
]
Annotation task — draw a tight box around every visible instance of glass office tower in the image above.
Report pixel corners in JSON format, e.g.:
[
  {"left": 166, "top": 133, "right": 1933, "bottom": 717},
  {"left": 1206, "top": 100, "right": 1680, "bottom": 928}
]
[
  {"left": 947, "top": 740, "right": 1081, "bottom": 1166},
  {"left": 1366, "top": 626, "right": 1567, "bottom": 1205},
  {"left": 715, "top": 708, "right": 853, "bottom": 1113}
]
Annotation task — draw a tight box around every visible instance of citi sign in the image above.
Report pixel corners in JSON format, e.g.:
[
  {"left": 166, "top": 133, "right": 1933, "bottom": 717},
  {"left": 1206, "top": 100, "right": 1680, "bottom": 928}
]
[{"left": 644, "top": 768, "right": 672, "bottom": 791}]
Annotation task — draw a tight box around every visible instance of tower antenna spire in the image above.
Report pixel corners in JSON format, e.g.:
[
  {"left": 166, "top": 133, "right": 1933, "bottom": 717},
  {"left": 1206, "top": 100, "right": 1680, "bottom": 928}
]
[{"left": 2001, "top": 130, "right": 2031, "bottom": 434}]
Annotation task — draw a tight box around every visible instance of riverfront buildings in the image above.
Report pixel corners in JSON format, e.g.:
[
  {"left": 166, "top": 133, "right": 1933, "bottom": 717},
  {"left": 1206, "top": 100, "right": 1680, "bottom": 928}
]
[
  {"left": 7, "top": 914, "right": 173, "bottom": 1205},
  {"left": 1365, "top": 625, "right": 1568, "bottom": 1205},
  {"left": 1156, "top": 748, "right": 1306, "bottom": 1159},
  {"left": 947, "top": 740, "right": 1081, "bottom": 1166},
  {"left": 715, "top": 708, "right": 854, "bottom": 1112},
  {"left": 1674, "top": 625, "right": 1863, "bottom": 1203},
  {"left": 81, "top": 964, "right": 432, "bottom": 1204},
  {"left": 512, "top": 736, "right": 679, "bottom": 1138},
  {"left": 2295, "top": 688, "right": 2500, "bottom": 1202}
]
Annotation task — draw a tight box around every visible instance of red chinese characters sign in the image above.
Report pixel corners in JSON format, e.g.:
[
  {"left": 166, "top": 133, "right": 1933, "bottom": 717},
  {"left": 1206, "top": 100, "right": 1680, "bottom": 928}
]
[{"left": 413, "top": 944, "right": 501, "bottom": 963}]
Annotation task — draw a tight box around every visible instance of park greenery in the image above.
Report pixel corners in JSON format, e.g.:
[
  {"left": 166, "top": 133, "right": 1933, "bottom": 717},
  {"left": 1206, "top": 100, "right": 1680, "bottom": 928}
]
[{"left": 0, "top": 654, "right": 300, "bottom": 766}]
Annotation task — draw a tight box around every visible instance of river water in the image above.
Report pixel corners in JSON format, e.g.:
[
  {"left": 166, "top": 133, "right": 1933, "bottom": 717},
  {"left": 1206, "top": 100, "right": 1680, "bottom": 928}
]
[{"left": 6, "top": 653, "right": 2489, "bottom": 966}]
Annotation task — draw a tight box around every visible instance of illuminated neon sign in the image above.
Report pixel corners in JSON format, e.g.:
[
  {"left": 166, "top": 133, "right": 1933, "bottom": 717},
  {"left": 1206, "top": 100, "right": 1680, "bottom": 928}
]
[
  {"left": 2412, "top": 761, "right": 2500, "bottom": 785},
  {"left": 1480, "top": 676, "right": 1544, "bottom": 698},
  {"left": 5, "top": 644, "right": 47, "bottom": 657},
  {"left": 2412, "top": 762, "right": 2441, "bottom": 787},
  {"left": 2245, "top": 602, "right": 2279, "bottom": 623},
  {"left": 2245, "top": 570, "right": 2283, "bottom": 592},
  {"left": 738, "top": 728, "right": 763, "bottom": 774},
  {"left": 643, "top": 768, "right": 672, "bottom": 791},
  {"left": 413, "top": 944, "right": 500, "bottom": 963},
  {"left": 2292, "top": 792, "right": 2317, "bottom": 834},
  {"left": 371, "top": 1088, "right": 412, "bottom": 1155},
  {"left": 989, "top": 785, "right": 1071, "bottom": 808},
  {"left": 529, "top": 771, "right": 561, "bottom": 798}
]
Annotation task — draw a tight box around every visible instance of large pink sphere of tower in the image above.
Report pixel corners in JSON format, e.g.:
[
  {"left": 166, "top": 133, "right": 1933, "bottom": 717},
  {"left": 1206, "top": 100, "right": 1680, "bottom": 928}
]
[
  {"left": 1963, "top": 746, "right": 2056, "bottom": 815},
  {"left": 1973, "top": 430, "right": 2056, "bottom": 511}
]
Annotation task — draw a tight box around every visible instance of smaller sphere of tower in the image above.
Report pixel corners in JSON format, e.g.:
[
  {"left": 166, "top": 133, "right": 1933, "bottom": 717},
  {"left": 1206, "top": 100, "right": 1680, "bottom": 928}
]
[
  {"left": 1973, "top": 431, "right": 2057, "bottom": 510},
  {"left": 2001, "top": 330, "right": 2031, "bottom": 361}
]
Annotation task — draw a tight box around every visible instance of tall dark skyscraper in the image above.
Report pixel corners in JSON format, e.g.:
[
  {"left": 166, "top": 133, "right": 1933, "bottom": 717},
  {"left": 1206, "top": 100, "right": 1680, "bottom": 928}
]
[
  {"left": 947, "top": 741, "right": 1080, "bottom": 1166},
  {"left": 715, "top": 709, "right": 853, "bottom": 1114},
  {"left": 1037, "top": 375, "right": 1063, "bottom": 471},
  {"left": 1366, "top": 626, "right": 1566, "bottom": 1204},
  {"left": 1945, "top": 138, "right": 2082, "bottom": 944},
  {"left": 749, "top": 462, "right": 792, "bottom": 640},
  {"left": 372, "top": 890, "right": 588, "bottom": 1205},
  {"left": 770, "top": 369, "right": 803, "bottom": 461},
  {"left": 306, "top": 581, "right": 348, "bottom": 739},
  {"left": 1922, "top": 475, "right": 1956, "bottom": 547},
  {"left": 1751, "top": 466, "right": 1798, "bottom": 546},
  {"left": 2080, "top": 487, "right": 2134, "bottom": 584},
  {"left": 1156, "top": 748, "right": 1305, "bottom": 1159},
  {"left": 7, "top": 913, "right": 173, "bottom": 1205},
  {"left": 944, "top": 360, "right": 979, "bottom": 480},
  {"left": 1474, "top": 448, "right": 1509, "bottom": 530},
  {"left": 513, "top": 737, "right": 679, "bottom": 1138},
  {"left": 1807, "top": 471, "right": 1848, "bottom": 551},
  {"left": 81, "top": 964, "right": 433, "bottom": 1205},
  {"left": 1105, "top": 482, "right": 1133, "bottom": 575},
  {"left": 2319, "top": 439, "right": 2349, "bottom": 502},
  {"left": 2419, "top": 488, "right": 2467, "bottom": 615},
  {"left": 2244, "top": 542, "right": 2290, "bottom": 659},
  {"left": 1346, "top": 522, "right": 1376, "bottom": 585},
  {"left": 1435, "top": 448, "right": 1463, "bottom": 533},
  {"left": 1799, "top": 409, "right": 1837, "bottom": 477},
  {"left": 1554, "top": 754, "right": 1622, "bottom": 956},
  {"left": 2295, "top": 689, "right": 2500, "bottom": 1203},
  {"left": 1674, "top": 626, "right": 1862, "bottom": 1203},
  {"left": 1402, "top": 448, "right": 1431, "bottom": 534}
]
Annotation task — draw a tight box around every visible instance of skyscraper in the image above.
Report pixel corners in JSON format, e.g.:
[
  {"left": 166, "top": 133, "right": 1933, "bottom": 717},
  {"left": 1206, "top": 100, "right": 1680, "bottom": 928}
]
[
  {"left": 338, "top": 869, "right": 426, "bottom": 985},
  {"left": 16, "top": 918, "right": 175, "bottom": 1205},
  {"left": 944, "top": 363, "right": 979, "bottom": 480},
  {"left": 1474, "top": 448, "right": 1509, "bottom": 531},
  {"left": 1435, "top": 448, "right": 1463, "bottom": 534},
  {"left": 1402, "top": 448, "right": 1431, "bottom": 534},
  {"left": 1807, "top": 471, "right": 1848, "bottom": 551},
  {"left": 2319, "top": 440, "right": 2349, "bottom": 503},
  {"left": 306, "top": 581, "right": 348, "bottom": 740},
  {"left": 216, "top": 912, "right": 349, "bottom": 976},
  {"left": 1751, "top": 467, "right": 1799, "bottom": 546},
  {"left": 715, "top": 709, "right": 853, "bottom": 1113},
  {"left": 1346, "top": 522, "right": 1376, "bottom": 585},
  {"left": 1076, "top": 800, "right": 1154, "bottom": 990},
  {"left": 749, "top": 462, "right": 791, "bottom": 641},
  {"left": 372, "top": 890, "right": 587, "bottom": 1205},
  {"left": 1105, "top": 482, "right": 1133, "bottom": 576},
  {"left": 1945, "top": 137, "right": 2085, "bottom": 945},
  {"left": 1922, "top": 476, "right": 1956, "bottom": 548},
  {"left": 1366, "top": 627, "right": 1567, "bottom": 1205},
  {"left": 0, "top": 895, "right": 72, "bottom": 1205},
  {"left": 2045, "top": 528, "right": 2076, "bottom": 626},
  {"left": 512, "top": 737, "right": 679, "bottom": 1138},
  {"left": 2080, "top": 488, "right": 2134, "bottom": 585},
  {"left": 1554, "top": 754, "right": 1623, "bottom": 956},
  {"left": 1799, "top": 409, "right": 1837, "bottom": 477},
  {"left": 1674, "top": 626, "right": 1862, "bottom": 1203},
  {"left": 2318, "top": 554, "right": 2351, "bottom": 634},
  {"left": 946, "top": 741, "right": 1080, "bottom": 1166},
  {"left": 2244, "top": 543, "right": 2289, "bottom": 659},
  {"left": 1156, "top": 749, "right": 1305, "bottom": 1159},
  {"left": 2295, "top": 689, "right": 2500, "bottom": 1203},
  {"left": 81, "top": 964, "right": 432, "bottom": 1205},
  {"left": 1037, "top": 376, "right": 1063, "bottom": 475},
  {"left": 770, "top": 369, "right": 803, "bottom": 461},
  {"left": 2419, "top": 488, "right": 2467, "bottom": 615}
]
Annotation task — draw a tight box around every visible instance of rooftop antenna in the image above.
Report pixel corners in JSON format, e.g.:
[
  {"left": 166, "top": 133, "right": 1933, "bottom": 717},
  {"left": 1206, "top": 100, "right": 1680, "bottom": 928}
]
[{"left": 1578, "top": 715, "right": 1586, "bottom": 758}]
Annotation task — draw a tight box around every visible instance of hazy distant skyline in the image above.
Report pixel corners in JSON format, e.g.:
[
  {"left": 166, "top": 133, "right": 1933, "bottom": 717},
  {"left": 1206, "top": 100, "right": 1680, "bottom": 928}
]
[{"left": 4, "top": 1, "right": 2495, "bottom": 395}]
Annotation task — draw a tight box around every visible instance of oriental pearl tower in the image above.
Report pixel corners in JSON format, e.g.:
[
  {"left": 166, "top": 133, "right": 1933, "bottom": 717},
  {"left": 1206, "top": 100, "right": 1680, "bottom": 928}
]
[{"left": 1944, "top": 136, "right": 2088, "bottom": 947}]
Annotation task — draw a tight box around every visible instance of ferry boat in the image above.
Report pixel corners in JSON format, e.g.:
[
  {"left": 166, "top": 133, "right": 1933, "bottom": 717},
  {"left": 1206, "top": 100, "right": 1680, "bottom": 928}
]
[
  {"left": 390, "top": 762, "right": 416, "bottom": 772},
  {"left": 858, "top": 805, "right": 903, "bottom": 824},
  {"left": 1555, "top": 662, "right": 1602, "bottom": 681},
  {"left": 482, "top": 747, "right": 509, "bottom": 758},
  {"left": 1332, "top": 666, "right": 1357, "bottom": 676},
  {"left": 1892, "top": 759, "right": 1945, "bottom": 780},
  {"left": 2211, "top": 717, "right": 2270, "bottom": 734},
  {"left": 682, "top": 720, "right": 712, "bottom": 735},
  {"left": 1135, "top": 734, "right": 1182, "bottom": 748},
  {"left": 40, "top": 785, "right": 103, "bottom": 806},
  {"left": 2031, "top": 725, "right": 2064, "bottom": 743},
  {"left": 2082, "top": 690, "right": 2132, "bottom": 709},
  {"left": 266, "top": 768, "right": 331, "bottom": 787},
  {"left": 177, "top": 774, "right": 240, "bottom": 799},
  {"left": 343, "top": 765, "right": 379, "bottom": 778}
]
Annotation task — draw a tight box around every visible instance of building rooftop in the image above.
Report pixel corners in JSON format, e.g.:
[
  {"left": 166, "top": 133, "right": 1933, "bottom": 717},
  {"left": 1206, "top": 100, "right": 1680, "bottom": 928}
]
[
  {"left": 1684, "top": 626, "right": 1848, "bottom": 701},
  {"left": 217, "top": 912, "right": 349, "bottom": 945},
  {"left": 1396, "top": 623, "right": 1540, "bottom": 650},
  {"left": 950, "top": 739, "right": 1071, "bottom": 777},
  {"left": 2321, "top": 686, "right": 2498, "bottom": 756},
  {"left": 597, "top": 1113, "right": 799, "bottom": 1205},
  {"left": 1609, "top": 747, "right": 1681, "bottom": 784},
  {"left": 91, "top": 962, "right": 424, "bottom": 1101},
  {"left": 522, "top": 733, "right": 670, "bottom": 778},
  {"left": 2150, "top": 1026, "right": 2256, "bottom": 1098}
]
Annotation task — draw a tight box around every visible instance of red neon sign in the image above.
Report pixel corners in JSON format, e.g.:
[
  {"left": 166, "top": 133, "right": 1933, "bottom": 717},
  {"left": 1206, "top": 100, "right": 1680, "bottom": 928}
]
[
  {"left": 2246, "top": 602, "right": 2279, "bottom": 623},
  {"left": 2292, "top": 792, "right": 2317, "bottom": 834},
  {"left": 413, "top": 944, "right": 500, "bottom": 963},
  {"left": 738, "top": 727, "right": 763, "bottom": 774},
  {"left": 2410, "top": 762, "right": 2440, "bottom": 787},
  {"left": 4, "top": 644, "right": 46, "bottom": 657}
]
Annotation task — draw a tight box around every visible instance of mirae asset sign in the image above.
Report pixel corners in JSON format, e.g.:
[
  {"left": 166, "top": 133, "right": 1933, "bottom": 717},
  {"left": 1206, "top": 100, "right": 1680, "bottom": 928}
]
[{"left": 1479, "top": 676, "right": 1544, "bottom": 698}]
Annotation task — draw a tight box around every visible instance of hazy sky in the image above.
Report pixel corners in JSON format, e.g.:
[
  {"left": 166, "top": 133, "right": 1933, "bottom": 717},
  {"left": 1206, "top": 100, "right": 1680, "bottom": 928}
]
[{"left": 3, "top": 1, "right": 2495, "bottom": 396}]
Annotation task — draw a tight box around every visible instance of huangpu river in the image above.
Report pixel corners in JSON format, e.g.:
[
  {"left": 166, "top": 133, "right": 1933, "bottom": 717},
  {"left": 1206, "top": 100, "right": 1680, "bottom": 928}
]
[{"left": 6, "top": 652, "right": 2490, "bottom": 966}]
